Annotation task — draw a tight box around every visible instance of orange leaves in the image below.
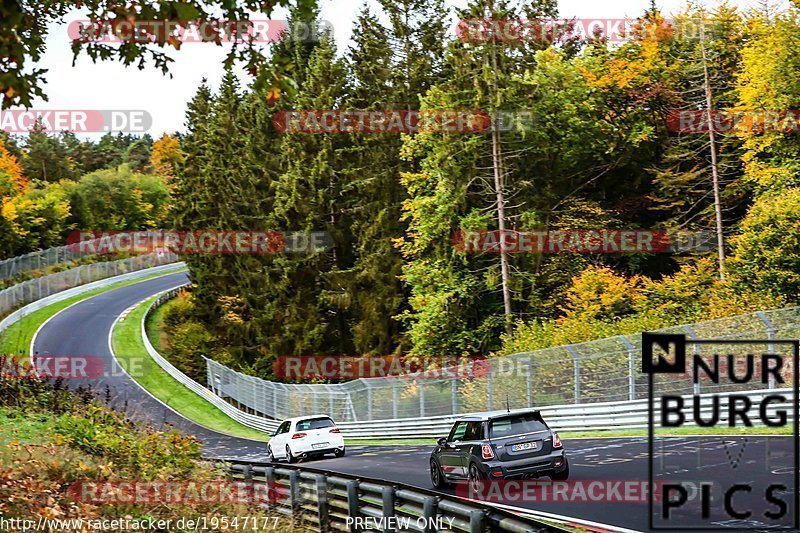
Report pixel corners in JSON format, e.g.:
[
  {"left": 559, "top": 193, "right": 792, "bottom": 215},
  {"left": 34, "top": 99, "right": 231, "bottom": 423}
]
[{"left": 265, "top": 84, "right": 281, "bottom": 105}]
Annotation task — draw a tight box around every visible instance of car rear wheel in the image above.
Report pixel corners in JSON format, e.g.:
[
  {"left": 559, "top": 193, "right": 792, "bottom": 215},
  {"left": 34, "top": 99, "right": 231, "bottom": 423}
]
[
  {"left": 334, "top": 448, "right": 345, "bottom": 458},
  {"left": 267, "top": 444, "right": 275, "bottom": 462},
  {"left": 550, "top": 458, "right": 569, "bottom": 481},
  {"left": 468, "top": 462, "right": 486, "bottom": 492},
  {"left": 286, "top": 444, "right": 298, "bottom": 464},
  {"left": 430, "top": 459, "right": 449, "bottom": 489}
]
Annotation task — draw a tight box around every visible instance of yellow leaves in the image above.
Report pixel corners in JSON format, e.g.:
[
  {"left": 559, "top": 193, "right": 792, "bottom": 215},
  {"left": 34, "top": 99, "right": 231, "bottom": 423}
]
[
  {"left": 0, "top": 138, "right": 27, "bottom": 195},
  {"left": 218, "top": 295, "right": 245, "bottom": 325},
  {"left": 1, "top": 198, "right": 17, "bottom": 220},
  {"left": 4, "top": 86, "right": 17, "bottom": 99},
  {"left": 561, "top": 266, "right": 644, "bottom": 321},
  {"left": 150, "top": 134, "right": 185, "bottom": 178}
]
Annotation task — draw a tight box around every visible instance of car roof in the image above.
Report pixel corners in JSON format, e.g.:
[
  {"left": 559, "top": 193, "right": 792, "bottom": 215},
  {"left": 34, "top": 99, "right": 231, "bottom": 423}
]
[
  {"left": 456, "top": 408, "right": 541, "bottom": 422},
  {"left": 280, "top": 414, "right": 335, "bottom": 424}
]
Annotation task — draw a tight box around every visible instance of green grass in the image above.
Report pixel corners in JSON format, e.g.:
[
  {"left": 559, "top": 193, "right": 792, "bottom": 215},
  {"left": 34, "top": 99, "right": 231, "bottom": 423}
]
[
  {"left": 345, "top": 425, "right": 793, "bottom": 446},
  {"left": 112, "top": 295, "right": 269, "bottom": 442},
  {"left": 0, "top": 265, "right": 187, "bottom": 360},
  {"left": 0, "top": 407, "right": 55, "bottom": 446},
  {"left": 599, "top": 425, "right": 792, "bottom": 438}
]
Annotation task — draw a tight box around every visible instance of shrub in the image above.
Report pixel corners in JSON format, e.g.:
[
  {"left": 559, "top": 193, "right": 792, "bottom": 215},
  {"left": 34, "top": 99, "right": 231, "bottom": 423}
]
[
  {"left": 167, "top": 321, "right": 213, "bottom": 384},
  {"left": 730, "top": 188, "right": 800, "bottom": 299}
]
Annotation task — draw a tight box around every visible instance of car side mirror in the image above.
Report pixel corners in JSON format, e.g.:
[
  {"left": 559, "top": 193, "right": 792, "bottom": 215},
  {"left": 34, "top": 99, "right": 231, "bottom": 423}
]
[{"left": 437, "top": 437, "right": 447, "bottom": 447}]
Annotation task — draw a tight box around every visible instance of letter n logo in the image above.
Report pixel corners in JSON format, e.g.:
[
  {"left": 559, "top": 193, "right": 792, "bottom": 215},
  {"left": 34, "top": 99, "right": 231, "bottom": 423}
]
[{"left": 642, "top": 333, "right": 686, "bottom": 374}]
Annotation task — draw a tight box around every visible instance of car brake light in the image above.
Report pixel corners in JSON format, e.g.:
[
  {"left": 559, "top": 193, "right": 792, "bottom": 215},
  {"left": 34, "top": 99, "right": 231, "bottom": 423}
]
[
  {"left": 329, "top": 428, "right": 340, "bottom": 433},
  {"left": 291, "top": 433, "right": 307, "bottom": 439},
  {"left": 481, "top": 444, "right": 494, "bottom": 459},
  {"left": 552, "top": 432, "right": 562, "bottom": 448}
]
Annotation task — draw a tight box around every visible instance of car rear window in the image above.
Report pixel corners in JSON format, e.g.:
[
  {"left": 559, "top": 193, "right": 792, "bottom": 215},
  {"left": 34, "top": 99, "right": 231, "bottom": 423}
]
[
  {"left": 489, "top": 414, "right": 547, "bottom": 438},
  {"left": 296, "top": 417, "right": 335, "bottom": 431}
]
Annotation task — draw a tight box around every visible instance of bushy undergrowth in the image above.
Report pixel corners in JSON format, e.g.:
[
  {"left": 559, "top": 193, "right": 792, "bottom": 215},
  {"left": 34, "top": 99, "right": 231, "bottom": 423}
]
[
  {"left": 501, "top": 259, "right": 786, "bottom": 355},
  {"left": 0, "top": 368, "right": 298, "bottom": 531}
]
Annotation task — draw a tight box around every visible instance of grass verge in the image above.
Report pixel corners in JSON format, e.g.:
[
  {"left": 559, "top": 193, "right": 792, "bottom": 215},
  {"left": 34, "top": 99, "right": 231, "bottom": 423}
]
[
  {"left": 0, "top": 266, "right": 187, "bottom": 359},
  {"left": 112, "top": 295, "right": 269, "bottom": 442},
  {"left": 345, "top": 425, "right": 792, "bottom": 445}
]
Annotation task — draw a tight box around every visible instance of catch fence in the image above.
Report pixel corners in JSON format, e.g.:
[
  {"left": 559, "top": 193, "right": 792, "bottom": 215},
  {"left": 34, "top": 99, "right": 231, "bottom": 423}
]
[
  {"left": 0, "top": 252, "right": 179, "bottom": 318},
  {"left": 204, "top": 307, "right": 800, "bottom": 423}
]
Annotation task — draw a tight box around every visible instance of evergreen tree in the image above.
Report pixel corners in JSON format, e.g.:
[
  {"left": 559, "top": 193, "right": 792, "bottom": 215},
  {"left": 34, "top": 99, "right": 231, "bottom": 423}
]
[{"left": 21, "top": 120, "right": 76, "bottom": 183}]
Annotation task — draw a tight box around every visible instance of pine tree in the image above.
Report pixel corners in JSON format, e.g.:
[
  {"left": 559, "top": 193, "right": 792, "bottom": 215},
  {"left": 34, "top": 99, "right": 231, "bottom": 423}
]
[{"left": 22, "top": 120, "right": 75, "bottom": 183}]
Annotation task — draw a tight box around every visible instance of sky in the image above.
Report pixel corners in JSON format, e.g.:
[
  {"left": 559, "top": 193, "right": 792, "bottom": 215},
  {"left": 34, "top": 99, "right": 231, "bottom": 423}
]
[{"left": 19, "top": 0, "right": 766, "bottom": 139}]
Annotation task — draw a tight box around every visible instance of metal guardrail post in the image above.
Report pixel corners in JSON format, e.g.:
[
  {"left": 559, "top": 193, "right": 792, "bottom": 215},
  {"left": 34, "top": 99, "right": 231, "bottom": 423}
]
[
  {"left": 451, "top": 376, "right": 458, "bottom": 414},
  {"left": 243, "top": 464, "right": 253, "bottom": 483},
  {"left": 392, "top": 382, "right": 399, "bottom": 419},
  {"left": 315, "top": 474, "right": 330, "bottom": 532},
  {"left": 289, "top": 470, "right": 300, "bottom": 514},
  {"left": 422, "top": 496, "right": 437, "bottom": 533},
  {"left": 365, "top": 380, "right": 373, "bottom": 420},
  {"left": 756, "top": 311, "right": 777, "bottom": 389},
  {"left": 683, "top": 326, "right": 700, "bottom": 395},
  {"left": 487, "top": 364, "right": 493, "bottom": 411},
  {"left": 469, "top": 509, "right": 486, "bottom": 533},
  {"left": 620, "top": 336, "right": 636, "bottom": 401},
  {"left": 265, "top": 467, "right": 276, "bottom": 506},
  {"left": 381, "top": 486, "right": 395, "bottom": 533},
  {"left": 346, "top": 480, "right": 360, "bottom": 532},
  {"left": 526, "top": 359, "right": 533, "bottom": 407},
  {"left": 418, "top": 378, "right": 425, "bottom": 417},
  {"left": 566, "top": 346, "right": 580, "bottom": 404}
]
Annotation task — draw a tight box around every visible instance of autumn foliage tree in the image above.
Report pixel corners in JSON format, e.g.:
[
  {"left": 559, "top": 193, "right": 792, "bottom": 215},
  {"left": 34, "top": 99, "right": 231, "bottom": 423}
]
[{"left": 150, "top": 134, "right": 186, "bottom": 179}]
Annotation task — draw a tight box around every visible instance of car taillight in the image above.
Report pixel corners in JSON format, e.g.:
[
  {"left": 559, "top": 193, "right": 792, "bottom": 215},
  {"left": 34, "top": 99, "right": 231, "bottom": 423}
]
[
  {"left": 552, "top": 432, "right": 562, "bottom": 448},
  {"left": 291, "top": 433, "right": 307, "bottom": 439},
  {"left": 481, "top": 444, "right": 494, "bottom": 459},
  {"left": 329, "top": 428, "right": 340, "bottom": 433}
]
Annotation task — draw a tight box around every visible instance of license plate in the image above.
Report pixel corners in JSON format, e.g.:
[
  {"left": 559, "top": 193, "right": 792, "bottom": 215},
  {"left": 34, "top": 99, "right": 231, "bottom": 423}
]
[
  {"left": 312, "top": 443, "right": 328, "bottom": 449},
  {"left": 511, "top": 441, "right": 538, "bottom": 452}
]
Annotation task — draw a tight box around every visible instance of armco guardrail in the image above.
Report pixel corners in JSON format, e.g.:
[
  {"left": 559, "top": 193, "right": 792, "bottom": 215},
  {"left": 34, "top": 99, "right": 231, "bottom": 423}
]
[
  {"left": 142, "top": 287, "right": 793, "bottom": 440},
  {"left": 141, "top": 288, "right": 279, "bottom": 434},
  {"left": 226, "top": 460, "right": 555, "bottom": 532}
]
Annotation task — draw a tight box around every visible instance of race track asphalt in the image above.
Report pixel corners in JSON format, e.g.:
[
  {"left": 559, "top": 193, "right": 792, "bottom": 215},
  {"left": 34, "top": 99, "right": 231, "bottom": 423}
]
[{"left": 31, "top": 272, "right": 798, "bottom": 532}]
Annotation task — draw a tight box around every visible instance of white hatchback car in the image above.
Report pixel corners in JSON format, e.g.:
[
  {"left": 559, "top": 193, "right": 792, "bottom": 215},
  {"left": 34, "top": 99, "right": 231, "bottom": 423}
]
[{"left": 267, "top": 415, "right": 345, "bottom": 463}]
